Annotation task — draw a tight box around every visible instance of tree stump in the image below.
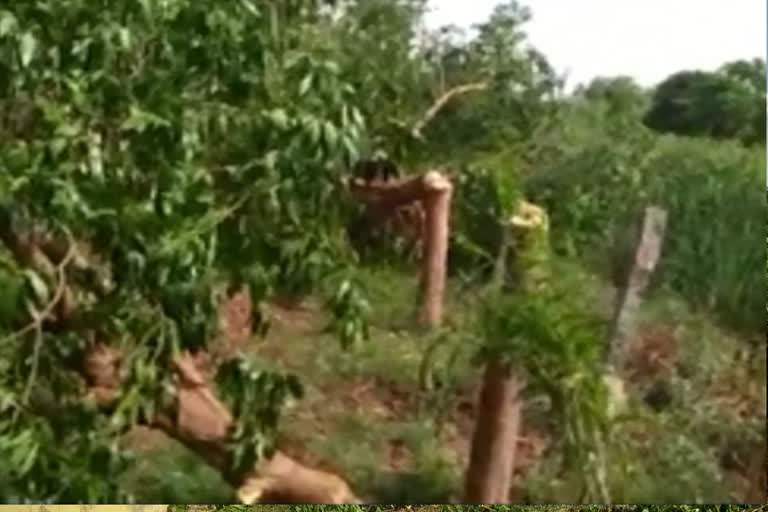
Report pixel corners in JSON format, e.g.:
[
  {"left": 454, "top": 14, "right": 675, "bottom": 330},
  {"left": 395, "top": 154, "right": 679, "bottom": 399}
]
[{"left": 347, "top": 171, "right": 453, "bottom": 329}]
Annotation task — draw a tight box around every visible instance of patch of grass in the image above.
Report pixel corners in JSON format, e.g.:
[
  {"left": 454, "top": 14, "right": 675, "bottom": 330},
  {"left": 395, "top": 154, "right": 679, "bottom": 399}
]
[
  {"left": 132, "top": 262, "right": 763, "bottom": 504},
  {"left": 168, "top": 507, "right": 292, "bottom": 512},
  {"left": 288, "top": 407, "right": 461, "bottom": 503},
  {"left": 533, "top": 293, "right": 764, "bottom": 503},
  {"left": 121, "top": 442, "right": 234, "bottom": 503}
]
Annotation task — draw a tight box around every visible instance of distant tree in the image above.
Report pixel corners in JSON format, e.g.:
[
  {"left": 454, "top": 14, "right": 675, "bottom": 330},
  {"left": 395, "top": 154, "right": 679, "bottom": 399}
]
[
  {"left": 720, "top": 58, "right": 767, "bottom": 92},
  {"left": 577, "top": 76, "right": 649, "bottom": 118},
  {"left": 644, "top": 59, "right": 766, "bottom": 145},
  {"left": 422, "top": 1, "right": 562, "bottom": 161}
]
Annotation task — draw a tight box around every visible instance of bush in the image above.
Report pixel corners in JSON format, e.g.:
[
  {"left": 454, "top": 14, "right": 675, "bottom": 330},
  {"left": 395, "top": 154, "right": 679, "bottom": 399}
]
[{"left": 525, "top": 100, "right": 764, "bottom": 333}]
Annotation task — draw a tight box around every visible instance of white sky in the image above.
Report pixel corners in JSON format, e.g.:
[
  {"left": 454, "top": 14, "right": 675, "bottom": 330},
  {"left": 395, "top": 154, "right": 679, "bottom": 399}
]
[{"left": 423, "top": 1, "right": 766, "bottom": 91}]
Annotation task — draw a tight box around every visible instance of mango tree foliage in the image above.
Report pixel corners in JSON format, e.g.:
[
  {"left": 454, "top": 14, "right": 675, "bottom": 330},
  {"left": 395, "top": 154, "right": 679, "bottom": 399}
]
[
  {"left": 320, "top": 0, "right": 436, "bottom": 163},
  {"left": 0, "top": 0, "right": 367, "bottom": 501}
]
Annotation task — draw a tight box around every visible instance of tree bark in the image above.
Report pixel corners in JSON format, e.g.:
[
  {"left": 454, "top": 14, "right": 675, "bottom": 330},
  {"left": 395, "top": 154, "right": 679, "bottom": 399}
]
[
  {"left": 111, "top": 349, "right": 360, "bottom": 503},
  {"left": 464, "top": 361, "right": 522, "bottom": 503},
  {"left": 419, "top": 172, "right": 453, "bottom": 328}
]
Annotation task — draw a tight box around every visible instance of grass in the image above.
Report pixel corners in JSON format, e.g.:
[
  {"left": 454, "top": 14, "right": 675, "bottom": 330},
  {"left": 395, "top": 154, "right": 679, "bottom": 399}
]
[
  {"left": 122, "top": 261, "right": 765, "bottom": 504},
  {"left": 163, "top": 506, "right": 768, "bottom": 512},
  {"left": 121, "top": 440, "right": 234, "bottom": 503}
]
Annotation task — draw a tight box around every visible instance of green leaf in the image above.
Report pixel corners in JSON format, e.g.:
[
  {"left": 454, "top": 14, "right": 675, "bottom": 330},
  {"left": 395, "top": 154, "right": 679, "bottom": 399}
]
[
  {"left": 341, "top": 135, "right": 359, "bottom": 161},
  {"left": 0, "top": 270, "right": 22, "bottom": 325},
  {"left": 351, "top": 106, "right": 365, "bottom": 128},
  {"left": 20, "top": 441, "right": 38, "bottom": 474},
  {"left": 55, "top": 120, "right": 84, "bottom": 138},
  {"left": 19, "top": 31, "right": 36, "bottom": 67},
  {"left": 266, "top": 109, "right": 289, "bottom": 130},
  {"left": 240, "top": 0, "right": 261, "bottom": 17},
  {"left": 117, "top": 26, "right": 132, "bottom": 49},
  {"left": 121, "top": 105, "right": 170, "bottom": 132},
  {"left": 298, "top": 74, "right": 313, "bottom": 96},
  {"left": 0, "top": 10, "right": 17, "bottom": 37},
  {"left": 307, "top": 118, "right": 321, "bottom": 145},
  {"left": 323, "top": 121, "right": 338, "bottom": 150},
  {"left": 323, "top": 60, "right": 340, "bottom": 75},
  {"left": 24, "top": 270, "right": 49, "bottom": 305}
]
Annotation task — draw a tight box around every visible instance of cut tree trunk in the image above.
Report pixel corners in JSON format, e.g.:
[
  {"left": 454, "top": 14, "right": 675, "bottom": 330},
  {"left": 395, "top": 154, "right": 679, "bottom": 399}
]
[
  {"left": 464, "top": 200, "right": 550, "bottom": 504},
  {"left": 419, "top": 172, "right": 453, "bottom": 328},
  {"left": 464, "top": 361, "right": 522, "bottom": 503},
  {"left": 347, "top": 171, "right": 453, "bottom": 329}
]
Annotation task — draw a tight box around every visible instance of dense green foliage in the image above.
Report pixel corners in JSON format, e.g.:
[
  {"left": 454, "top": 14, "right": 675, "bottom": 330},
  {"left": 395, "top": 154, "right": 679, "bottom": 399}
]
[
  {"left": 0, "top": 0, "right": 367, "bottom": 501},
  {"left": 644, "top": 59, "right": 766, "bottom": 145},
  {"left": 0, "top": 0, "right": 762, "bottom": 503}
]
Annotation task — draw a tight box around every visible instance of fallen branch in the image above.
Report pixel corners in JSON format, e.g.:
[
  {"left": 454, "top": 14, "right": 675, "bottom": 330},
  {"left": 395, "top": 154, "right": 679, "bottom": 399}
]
[{"left": 152, "top": 351, "right": 360, "bottom": 503}]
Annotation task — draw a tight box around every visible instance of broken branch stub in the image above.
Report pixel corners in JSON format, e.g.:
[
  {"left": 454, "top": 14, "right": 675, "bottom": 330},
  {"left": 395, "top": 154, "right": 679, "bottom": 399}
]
[{"left": 346, "top": 172, "right": 442, "bottom": 209}]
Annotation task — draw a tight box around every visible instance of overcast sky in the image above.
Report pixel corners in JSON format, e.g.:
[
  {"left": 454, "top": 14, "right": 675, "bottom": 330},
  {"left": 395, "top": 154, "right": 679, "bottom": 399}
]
[{"left": 423, "top": 1, "right": 766, "bottom": 91}]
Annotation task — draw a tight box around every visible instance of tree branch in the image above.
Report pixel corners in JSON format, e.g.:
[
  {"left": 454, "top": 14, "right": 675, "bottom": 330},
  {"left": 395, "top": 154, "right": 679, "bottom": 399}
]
[
  {"left": 411, "top": 81, "right": 489, "bottom": 139},
  {"left": 0, "top": 228, "right": 77, "bottom": 343}
]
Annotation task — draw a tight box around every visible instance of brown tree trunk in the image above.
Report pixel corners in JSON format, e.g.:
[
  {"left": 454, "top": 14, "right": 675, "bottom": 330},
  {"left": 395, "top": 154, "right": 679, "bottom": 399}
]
[
  {"left": 419, "top": 172, "right": 453, "bottom": 328},
  {"left": 464, "top": 360, "right": 522, "bottom": 503},
  {"left": 347, "top": 171, "right": 453, "bottom": 329}
]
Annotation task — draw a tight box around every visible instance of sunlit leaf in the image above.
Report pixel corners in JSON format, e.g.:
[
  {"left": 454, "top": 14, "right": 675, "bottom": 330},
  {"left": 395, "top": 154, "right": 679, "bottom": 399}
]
[
  {"left": 0, "top": 10, "right": 17, "bottom": 37},
  {"left": 298, "top": 73, "right": 313, "bottom": 96},
  {"left": 19, "top": 31, "right": 36, "bottom": 67}
]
